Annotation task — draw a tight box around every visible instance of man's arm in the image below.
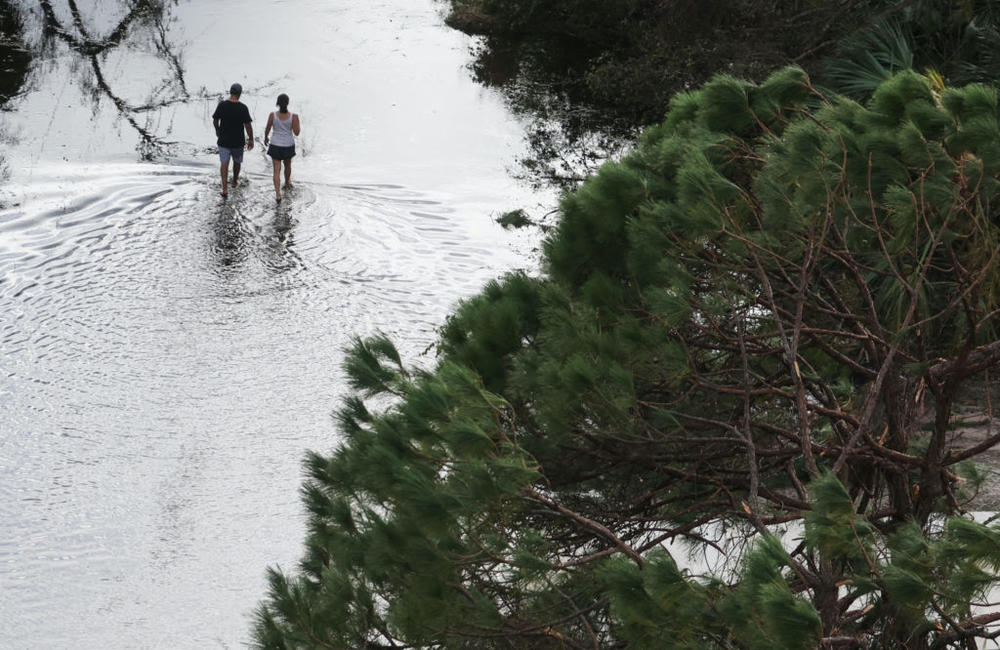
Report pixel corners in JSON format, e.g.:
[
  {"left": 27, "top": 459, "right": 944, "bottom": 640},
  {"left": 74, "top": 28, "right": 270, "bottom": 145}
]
[
  {"left": 245, "top": 122, "right": 254, "bottom": 150},
  {"left": 212, "top": 101, "right": 223, "bottom": 137}
]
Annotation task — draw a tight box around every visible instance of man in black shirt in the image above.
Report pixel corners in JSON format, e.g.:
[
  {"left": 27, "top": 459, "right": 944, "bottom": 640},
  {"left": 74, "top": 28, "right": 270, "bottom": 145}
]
[{"left": 212, "top": 83, "right": 254, "bottom": 197}]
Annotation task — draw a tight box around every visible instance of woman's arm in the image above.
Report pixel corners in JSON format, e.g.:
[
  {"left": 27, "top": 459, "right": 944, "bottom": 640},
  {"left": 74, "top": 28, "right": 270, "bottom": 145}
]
[
  {"left": 264, "top": 112, "right": 274, "bottom": 144},
  {"left": 292, "top": 114, "right": 301, "bottom": 136}
]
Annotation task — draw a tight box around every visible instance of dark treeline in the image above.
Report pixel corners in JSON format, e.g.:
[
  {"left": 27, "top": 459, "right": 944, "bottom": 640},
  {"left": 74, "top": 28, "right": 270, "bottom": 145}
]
[
  {"left": 447, "top": 0, "right": 1000, "bottom": 189},
  {"left": 447, "top": 0, "right": 869, "bottom": 125},
  {"left": 0, "top": 0, "right": 29, "bottom": 192},
  {"left": 0, "top": 0, "right": 30, "bottom": 107}
]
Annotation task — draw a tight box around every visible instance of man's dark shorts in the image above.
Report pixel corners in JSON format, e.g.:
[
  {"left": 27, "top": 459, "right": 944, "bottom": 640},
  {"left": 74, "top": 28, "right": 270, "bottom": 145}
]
[{"left": 219, "top": 146, "right": 244, "bottom": 164}]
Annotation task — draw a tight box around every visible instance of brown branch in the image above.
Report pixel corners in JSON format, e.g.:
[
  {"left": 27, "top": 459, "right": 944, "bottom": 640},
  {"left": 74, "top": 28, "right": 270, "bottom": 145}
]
[
  {"left": 929, "top": 611, "right": 1000, "bottom": 649},
  {"left": 524, "top": 488, "right": 644, "bottom": 567},
  {"left": 929, "top": 340, "right": 1000, "bottom": 386}
]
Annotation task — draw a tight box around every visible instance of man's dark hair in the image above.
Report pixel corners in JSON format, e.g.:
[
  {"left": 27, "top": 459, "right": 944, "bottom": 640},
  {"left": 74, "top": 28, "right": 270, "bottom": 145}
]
[{"left": 229, "top": 83, "right": 242, "bottom": 97}]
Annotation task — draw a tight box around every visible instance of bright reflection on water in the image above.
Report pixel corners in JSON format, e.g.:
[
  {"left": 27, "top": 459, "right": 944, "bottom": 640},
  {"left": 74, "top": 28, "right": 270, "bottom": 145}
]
[{"left": 0, "top": 1, "right": 547, "bottom": 648}]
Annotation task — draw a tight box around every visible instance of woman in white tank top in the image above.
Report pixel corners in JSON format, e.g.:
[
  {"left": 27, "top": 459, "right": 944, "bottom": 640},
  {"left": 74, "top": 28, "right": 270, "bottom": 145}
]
[{"left": 263, "top": 93, "right": 301, "bottom": 202}]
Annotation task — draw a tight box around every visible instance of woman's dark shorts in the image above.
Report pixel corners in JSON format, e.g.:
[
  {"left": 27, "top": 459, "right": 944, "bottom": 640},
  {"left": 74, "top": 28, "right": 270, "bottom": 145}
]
[{"left": 267, "top": 144, "right": 295, "bottom": 161}]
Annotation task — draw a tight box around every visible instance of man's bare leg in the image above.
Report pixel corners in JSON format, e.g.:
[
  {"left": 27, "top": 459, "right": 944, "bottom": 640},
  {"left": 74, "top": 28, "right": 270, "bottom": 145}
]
[
  {"left": 232, "top": 162, "right": 241, "bottom": 187},
  {"left": 220, "top": 161, "right": 229, "bottom": 196}
]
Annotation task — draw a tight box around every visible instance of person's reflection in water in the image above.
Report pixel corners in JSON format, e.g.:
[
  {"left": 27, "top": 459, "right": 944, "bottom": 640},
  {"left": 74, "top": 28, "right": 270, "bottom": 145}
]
[
  {"left": 210, "top": 201, "right": 250, "bottom": 279},
  {"left": 262, "top": 202, "right": 302, "bottom": 275},
  {"left": 208, "top": 196, "right": 302, "bottom": 280}
]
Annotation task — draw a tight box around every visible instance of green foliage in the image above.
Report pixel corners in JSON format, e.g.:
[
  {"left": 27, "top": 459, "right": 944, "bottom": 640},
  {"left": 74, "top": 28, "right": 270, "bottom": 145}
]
[
  {"left": 825, "top": 19, "right": 915, "bottom": 99},
  {"left": 342, "top": 334, "right": 406, "bottom": 397},
  {"left": 447, "top": 0, "right": 884, "bottom": 127},
  {"left": 444, "top": 0, "right": 899, "bottom": 192},
  {"left": 825, "top": 0, "right": 1000, "bottom": 101},
  {"left": 448, "top": 0, "right": 1000, "bottom": 195},
  {"left": 804, "top": 472, "right": 875, "bottom": 566},
  {"left": 495, "top": 208, "right": 534, "bottom": 229},
  {"left": 438, "top": 273, "right": 542, "bottom": 392},
  {"left": 256, "top": 69, "right": 1000, "bottom": 648},
  {"left": 600, "top": 549, "right": 722, "bottom": 648},
  {"left": 713, "top": 535, "right": 817, "bottom": 650}
]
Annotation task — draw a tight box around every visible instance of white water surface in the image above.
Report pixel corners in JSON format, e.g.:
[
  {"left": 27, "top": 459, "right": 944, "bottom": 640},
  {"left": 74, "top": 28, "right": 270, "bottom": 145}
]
[{"left": 0, "top": 1, "right": 549, "bottom": 647}]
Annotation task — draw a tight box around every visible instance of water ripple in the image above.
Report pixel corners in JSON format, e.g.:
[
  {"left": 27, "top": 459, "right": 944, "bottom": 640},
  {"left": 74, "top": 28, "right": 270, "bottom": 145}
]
[{"left": 0, "top": 157, "right": 528, "bottom": 646}]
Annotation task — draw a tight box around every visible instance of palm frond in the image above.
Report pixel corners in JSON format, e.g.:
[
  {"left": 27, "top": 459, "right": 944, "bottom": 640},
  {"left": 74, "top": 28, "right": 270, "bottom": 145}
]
[{"left": 825, "top": 19, "right": 914, "bottom": 99}]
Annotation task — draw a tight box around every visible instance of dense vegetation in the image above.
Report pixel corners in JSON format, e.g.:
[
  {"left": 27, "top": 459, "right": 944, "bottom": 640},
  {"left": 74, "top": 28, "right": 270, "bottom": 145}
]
[
  {"left": 445, "top": 0, "right": 1000, "bottom": 189},
  {"left": 0, "top": 0, "right": 30, "bottom": 194},
  {"left": 446, "top": 0, "right": 869, "bottom": 125},
  {"left": 0, "top": 0, "right": 30, "bottom": 107},
  {"left": 254, "top": 68, "right": 1000, "bottom": 648}
]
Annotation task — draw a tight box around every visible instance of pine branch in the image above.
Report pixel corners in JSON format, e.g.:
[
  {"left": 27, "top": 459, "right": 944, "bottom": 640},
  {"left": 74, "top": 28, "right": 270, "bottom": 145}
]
[
  {"left": 930, "top": 612, "right": 1000, "bottom": 649},
  {"left": 524, "top": 488, "right": 645, "bottom": 567},
  {"left": 930, "top": 340, "right": 1000, "bottom": 386}
]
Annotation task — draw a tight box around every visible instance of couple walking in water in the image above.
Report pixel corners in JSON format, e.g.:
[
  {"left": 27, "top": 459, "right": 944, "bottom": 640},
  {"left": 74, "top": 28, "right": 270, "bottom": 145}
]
[{"left": 212, "top": 83, "right": 301, "bottom": 202}]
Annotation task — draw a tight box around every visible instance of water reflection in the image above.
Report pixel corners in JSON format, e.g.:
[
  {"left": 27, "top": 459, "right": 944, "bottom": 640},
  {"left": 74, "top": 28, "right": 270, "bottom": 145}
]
[
  {"left": 464, "top": 37, "right": 635, "bottom": 193},
  {"left": 0, "top": 1, "right": 543, "bottom": 646},
  {"left": 0, "top": 0, "right": 30, "bottom": 105},
  {"left": 210, "top": 202, "right": 250, "bottom": 273},
  {"left": 264, "top": 205, "right": 299, "bottom": 274},
  {"left": 0, "top": 0, "right": 30, "bottom": 199},
  {"left": 32, "top": 0, "right": 209, "bottom": 160},
  {"left": 209, "top": 194, "right": 304, "bottom": 282}
]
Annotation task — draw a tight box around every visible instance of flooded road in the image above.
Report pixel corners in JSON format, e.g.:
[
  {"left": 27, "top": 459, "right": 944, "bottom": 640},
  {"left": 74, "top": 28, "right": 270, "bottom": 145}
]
[{"left": 0, "top": 1, "right": 547, "bottom": 647}]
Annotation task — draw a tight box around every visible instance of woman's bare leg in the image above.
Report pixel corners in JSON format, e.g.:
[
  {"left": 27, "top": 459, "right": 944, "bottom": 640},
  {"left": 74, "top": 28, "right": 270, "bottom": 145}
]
[
  {"left": 283, "top": 159, "right": 293, "bottom": 188},
  {"left": 272, "top": 159, "right": 282, "bottom": 201}
]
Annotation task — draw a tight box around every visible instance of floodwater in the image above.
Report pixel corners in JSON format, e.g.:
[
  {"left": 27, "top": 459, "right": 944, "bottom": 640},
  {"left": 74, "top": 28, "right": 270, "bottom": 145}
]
[{"left": 0, "top": 1, "right": 548, "bottom": 647}]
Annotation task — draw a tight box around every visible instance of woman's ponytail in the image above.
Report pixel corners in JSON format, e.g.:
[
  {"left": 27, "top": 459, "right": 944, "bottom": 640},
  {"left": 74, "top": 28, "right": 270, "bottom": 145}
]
[{"left": 276, "top": 93, "right": 289, "bottom": 113}]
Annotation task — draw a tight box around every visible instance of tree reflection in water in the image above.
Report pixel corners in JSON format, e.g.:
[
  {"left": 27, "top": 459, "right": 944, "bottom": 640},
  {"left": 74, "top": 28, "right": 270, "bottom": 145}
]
[
  {"left": 0, "top": 0, "right": 31, "bottom": 196},
  {"left": 0, "top": 0, "right": 30, "bottom": 106},
  {"left": 35, "top": 0, "right": 210, "bottom": 160},
  {"left": 465, "top": 38, "right": 637, "bottom": 199}
]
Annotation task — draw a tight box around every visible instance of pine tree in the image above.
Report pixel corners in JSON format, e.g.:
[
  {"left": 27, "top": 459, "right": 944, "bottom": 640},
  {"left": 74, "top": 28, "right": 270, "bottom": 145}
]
[{"left": 254, "top": 68, "right": 1000, "bottom": 649}]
